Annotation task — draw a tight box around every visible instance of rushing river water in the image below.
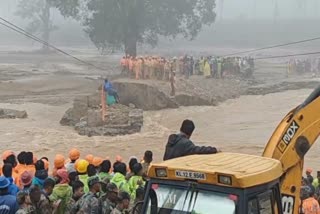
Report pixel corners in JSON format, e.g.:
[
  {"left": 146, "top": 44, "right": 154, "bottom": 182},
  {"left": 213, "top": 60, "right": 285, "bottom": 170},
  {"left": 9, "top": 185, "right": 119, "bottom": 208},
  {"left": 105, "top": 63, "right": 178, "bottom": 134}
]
[{"left": 0, "top": 89, "right": 319, "bottom": 172}]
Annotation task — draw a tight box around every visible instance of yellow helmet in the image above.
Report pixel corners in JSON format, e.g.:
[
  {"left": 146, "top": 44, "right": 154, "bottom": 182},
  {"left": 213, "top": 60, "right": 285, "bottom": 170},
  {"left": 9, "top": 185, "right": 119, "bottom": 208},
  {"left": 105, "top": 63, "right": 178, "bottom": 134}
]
[{"left": 76, "top": 159, "right": 89, "bottom": 174}]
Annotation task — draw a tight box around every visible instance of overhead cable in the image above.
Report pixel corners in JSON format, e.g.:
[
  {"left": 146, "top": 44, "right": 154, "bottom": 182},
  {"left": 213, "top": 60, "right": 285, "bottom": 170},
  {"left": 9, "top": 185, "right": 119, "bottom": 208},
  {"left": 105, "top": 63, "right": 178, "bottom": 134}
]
[{"left": 0, "top": 17, "right": 105, "bottom": 70}]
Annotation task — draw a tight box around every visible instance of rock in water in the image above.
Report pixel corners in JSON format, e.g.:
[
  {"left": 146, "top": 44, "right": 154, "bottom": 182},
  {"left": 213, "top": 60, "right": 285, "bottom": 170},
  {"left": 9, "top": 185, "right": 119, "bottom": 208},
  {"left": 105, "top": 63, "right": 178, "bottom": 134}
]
[
  {"left": 60, "top": 92, "right": 143, "bottom": 137},
  {"left": 0, "top": 108, "right": 28, "bottom": 119}
]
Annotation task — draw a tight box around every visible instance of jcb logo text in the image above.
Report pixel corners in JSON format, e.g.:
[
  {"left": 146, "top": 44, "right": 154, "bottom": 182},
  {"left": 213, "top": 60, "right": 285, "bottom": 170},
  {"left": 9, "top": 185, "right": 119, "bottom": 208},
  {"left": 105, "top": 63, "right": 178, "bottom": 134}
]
[{"left": 282, "top": 121, "right": 299, "bottom": 145}]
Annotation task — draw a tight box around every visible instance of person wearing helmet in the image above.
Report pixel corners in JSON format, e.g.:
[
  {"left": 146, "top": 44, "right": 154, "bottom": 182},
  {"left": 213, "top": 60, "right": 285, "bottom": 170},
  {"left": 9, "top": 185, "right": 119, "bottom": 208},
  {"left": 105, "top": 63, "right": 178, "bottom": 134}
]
[
  {"left": 92, "top": 157, "right": 103, "bottom": 173},
  {"left": 76, "top": 159, "right": 89, "bottom": 193},
  {"left": 52, "top": 154, "right": 65, "bottom": 177},
  {"left": 65, "top": 148, "right": 80, "bottom": 173},
  {"left": 85, "top": 154, "right": 94, "bottom": 165}
]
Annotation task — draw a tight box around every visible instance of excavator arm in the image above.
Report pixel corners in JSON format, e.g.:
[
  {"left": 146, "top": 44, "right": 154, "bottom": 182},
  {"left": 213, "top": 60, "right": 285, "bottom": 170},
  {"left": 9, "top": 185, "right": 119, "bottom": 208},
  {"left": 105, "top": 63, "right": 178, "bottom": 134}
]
[{"left": 263, "top": 86, "right": 320, "bottom": 214}]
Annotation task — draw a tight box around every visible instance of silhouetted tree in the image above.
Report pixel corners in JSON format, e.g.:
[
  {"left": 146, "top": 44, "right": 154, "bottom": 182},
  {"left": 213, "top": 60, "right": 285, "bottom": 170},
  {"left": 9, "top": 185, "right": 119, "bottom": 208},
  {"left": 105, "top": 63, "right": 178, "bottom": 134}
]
[
  {"left": 15, "top": 0, "right": 58, "bottom": 51},
  {"left": 50, "top": 0, "right": 216, "bottom": 56}
]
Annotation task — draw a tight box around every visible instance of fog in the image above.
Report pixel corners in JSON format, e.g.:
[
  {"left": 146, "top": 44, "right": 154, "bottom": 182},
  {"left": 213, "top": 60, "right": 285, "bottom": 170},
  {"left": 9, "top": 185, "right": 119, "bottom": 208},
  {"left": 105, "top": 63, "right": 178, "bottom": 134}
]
[
  {"left": 0, "top": 0, "right": 320, "bottom": 50},
  {"left": 2, "top": 0, "right": 320, "bottom": 20}
]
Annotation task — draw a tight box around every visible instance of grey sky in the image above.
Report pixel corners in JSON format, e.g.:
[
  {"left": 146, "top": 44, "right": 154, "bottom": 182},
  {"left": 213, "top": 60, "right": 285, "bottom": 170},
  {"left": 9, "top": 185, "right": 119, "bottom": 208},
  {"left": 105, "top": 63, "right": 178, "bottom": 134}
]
[
  {"left": 1, "top": 0, "right": 319, "bottom": 21},
  {"left": 219, "top": 0, "right": 319, "bottom": 20}
]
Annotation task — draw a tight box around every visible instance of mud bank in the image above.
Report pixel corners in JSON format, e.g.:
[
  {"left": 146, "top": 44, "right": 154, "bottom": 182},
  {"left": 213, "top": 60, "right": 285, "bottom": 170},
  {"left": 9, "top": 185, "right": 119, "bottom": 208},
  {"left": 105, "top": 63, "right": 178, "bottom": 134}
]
[
  {"left": 246, "top": 80, "right": 320, "bottom": 96},
  {"left": 112, "top": 78, "right": 238, "bottom": 110},
  {"left": 113, "top": 78, "right": 320, "bottom": 110}
]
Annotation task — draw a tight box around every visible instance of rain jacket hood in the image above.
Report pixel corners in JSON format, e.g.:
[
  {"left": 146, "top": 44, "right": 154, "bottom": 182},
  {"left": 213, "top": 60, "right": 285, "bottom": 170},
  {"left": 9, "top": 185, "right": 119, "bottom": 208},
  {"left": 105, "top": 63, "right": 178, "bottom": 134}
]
[
  {"left": 111, "top": 173, "right": 129, "bottom": 193},
  {"left": 51, "top": 184, "right": 72, "bottom": 199},
  {"left": 32, "top": 177, "right": 45, "bottom": 189},
  {"left": 35, "top": 169, "right": 48, "bottom": 180}
]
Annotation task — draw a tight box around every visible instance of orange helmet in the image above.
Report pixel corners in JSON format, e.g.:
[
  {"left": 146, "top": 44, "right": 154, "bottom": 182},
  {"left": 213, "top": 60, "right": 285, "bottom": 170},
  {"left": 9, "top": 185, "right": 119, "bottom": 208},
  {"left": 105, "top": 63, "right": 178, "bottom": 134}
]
[
  {"left": 54, "top": 154, "right": 65, "bottom": 169},
  {"left": 69, "top": 148, "right": 80, "bottom": 161},
  {"left": 85, "top": 154, "right": 94, "bottom": 164},
  {"left": 92, "top": 157, "right": 103, "bottom": 167},
  {"left": 306, "top": 168, "right": 313, "bottom": 173},
  {"left": 2, "top": 150, "right": 14, "bottom": 161}
]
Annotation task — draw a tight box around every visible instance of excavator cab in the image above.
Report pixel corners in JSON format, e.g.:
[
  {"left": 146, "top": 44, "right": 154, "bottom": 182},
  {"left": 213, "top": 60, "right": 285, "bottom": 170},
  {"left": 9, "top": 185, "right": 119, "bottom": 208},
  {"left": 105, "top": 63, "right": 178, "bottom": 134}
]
[{"left": 140, "top": 153, "right": 284, "bottom": 214}]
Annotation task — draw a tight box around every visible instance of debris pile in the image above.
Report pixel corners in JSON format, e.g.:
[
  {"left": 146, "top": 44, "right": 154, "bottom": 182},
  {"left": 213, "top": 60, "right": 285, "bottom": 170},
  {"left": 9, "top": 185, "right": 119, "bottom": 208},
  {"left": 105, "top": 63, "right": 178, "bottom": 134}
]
[{"left": 60, "top": 92, "right": 143, "bottom": 136}]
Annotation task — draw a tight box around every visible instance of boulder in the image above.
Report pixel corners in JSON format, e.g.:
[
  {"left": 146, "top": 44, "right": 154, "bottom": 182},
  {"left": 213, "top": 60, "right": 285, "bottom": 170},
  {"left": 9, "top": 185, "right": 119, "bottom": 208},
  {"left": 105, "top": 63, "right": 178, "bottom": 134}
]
[{"left": 0, "top": 108, "right": 27, "bottom": 119}]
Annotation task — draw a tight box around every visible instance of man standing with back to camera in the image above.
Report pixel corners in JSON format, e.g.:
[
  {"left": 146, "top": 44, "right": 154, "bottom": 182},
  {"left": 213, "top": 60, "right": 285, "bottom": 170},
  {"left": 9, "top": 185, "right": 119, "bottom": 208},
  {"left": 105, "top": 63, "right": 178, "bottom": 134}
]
[{"left": 163, "top": 119, "right": 220, "bottom": 161}]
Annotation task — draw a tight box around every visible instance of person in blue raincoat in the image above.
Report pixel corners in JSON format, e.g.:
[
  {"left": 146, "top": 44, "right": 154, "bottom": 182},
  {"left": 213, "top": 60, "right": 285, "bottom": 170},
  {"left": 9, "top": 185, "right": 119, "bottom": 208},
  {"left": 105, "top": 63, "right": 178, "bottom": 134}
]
[{"left": 104, "top": 79, "right": 120, "bottom": 103}]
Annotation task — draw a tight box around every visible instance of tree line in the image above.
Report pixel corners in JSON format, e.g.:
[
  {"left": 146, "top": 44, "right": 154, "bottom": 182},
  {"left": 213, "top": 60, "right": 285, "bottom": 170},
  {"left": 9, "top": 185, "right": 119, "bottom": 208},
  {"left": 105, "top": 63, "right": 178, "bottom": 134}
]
[{"left": 16, "top": 0, "right": 216, "bottom": 56}]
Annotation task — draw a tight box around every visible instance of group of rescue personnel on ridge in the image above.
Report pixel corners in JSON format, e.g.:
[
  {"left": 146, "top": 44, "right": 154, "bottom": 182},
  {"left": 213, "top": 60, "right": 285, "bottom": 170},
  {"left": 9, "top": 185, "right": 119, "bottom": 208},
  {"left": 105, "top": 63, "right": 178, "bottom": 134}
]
[{"left": 120, "top": 55, "right": 255, "bottom": 81}]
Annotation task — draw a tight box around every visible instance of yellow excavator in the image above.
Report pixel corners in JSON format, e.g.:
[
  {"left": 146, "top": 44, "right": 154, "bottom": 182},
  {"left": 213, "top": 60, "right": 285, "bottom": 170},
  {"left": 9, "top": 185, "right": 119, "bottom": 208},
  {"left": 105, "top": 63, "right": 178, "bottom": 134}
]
[{"left": 139, "top": 86, "right": 320, "bottom": 214}]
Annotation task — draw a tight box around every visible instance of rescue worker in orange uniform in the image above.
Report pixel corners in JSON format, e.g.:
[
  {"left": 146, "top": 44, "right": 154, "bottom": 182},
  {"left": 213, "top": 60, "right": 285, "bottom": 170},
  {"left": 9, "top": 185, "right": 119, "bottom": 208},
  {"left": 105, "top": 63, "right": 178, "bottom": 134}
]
[
  {"left": 120, "top": 57, "right": 127, "bottom": 74},
  {"left": 301, "top": 185, "right": 320, "bottom": 214},
  {"left": 128, "top": 57, "right": 134, "bottom": 77},
  {"left": 135, "top": 58, "right": 142, "bottom": 80}
]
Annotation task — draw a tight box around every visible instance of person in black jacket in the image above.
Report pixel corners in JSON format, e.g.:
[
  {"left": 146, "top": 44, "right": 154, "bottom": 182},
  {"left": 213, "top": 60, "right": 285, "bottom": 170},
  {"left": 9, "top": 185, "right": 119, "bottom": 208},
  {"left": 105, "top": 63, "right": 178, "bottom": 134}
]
[{"left": 163, "top": 119, "right": 220, "bottom": 161}]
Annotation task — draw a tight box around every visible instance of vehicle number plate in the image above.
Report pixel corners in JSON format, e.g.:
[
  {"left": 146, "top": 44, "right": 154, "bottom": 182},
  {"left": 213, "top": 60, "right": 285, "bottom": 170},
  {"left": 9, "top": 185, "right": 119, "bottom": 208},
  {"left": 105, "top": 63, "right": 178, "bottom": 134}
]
[{"left": 175, "top": 170, "right": 206, "bottom": 180}]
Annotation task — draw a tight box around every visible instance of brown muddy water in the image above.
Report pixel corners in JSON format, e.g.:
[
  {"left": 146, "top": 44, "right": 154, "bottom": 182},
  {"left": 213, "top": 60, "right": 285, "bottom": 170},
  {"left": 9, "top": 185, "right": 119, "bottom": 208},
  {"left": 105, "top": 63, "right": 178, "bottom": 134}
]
[{"left": 0, "top": 89, "right": 318, "bottom": 174}]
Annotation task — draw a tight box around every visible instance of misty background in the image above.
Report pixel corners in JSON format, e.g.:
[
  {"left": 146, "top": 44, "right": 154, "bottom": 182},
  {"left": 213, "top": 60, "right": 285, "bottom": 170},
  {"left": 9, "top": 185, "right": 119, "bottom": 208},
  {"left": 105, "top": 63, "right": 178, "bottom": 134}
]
[{"left": 1, "top": 0, "right": 320, "bottom": 51}]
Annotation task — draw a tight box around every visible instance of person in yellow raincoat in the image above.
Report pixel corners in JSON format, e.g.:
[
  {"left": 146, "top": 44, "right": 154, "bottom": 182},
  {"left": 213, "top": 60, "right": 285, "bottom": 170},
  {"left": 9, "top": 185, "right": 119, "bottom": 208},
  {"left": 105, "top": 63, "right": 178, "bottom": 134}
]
[{"left": 203, "top": 58, "right": 211, "bottom": 78}]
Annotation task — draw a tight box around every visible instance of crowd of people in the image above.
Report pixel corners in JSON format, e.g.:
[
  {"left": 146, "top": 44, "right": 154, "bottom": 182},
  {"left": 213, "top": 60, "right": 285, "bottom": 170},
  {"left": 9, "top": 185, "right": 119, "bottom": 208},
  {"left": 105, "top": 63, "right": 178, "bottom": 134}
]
[
  {"left": 0, "top": 119, "right": 220, "bottom": 214},
  {"left": 120, "top": 55, "right": 255, "bottom": 81},
  {"left": 301, "top": 168, "right": 320, "bottom": 213},
  {"left": 0, "top": 149, "right": 153, "bottom": 214},
  {"left": 287, "top": 58, "right": 320, "bottom": 75}
]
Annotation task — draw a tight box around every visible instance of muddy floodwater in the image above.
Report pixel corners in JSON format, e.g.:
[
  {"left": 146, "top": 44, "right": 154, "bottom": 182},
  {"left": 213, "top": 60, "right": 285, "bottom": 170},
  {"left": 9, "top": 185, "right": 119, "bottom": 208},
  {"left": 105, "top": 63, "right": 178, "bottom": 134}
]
[{"left": 0, "top": 88, "right": 318, "bottom": 171}]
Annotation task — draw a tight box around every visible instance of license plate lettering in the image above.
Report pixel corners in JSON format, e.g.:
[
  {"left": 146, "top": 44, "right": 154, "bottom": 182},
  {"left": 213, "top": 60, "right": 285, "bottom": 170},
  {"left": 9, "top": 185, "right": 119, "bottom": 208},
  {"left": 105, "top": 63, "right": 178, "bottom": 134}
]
[{"left": 175, "top": 170, "right": 206, "bottom": 180}]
